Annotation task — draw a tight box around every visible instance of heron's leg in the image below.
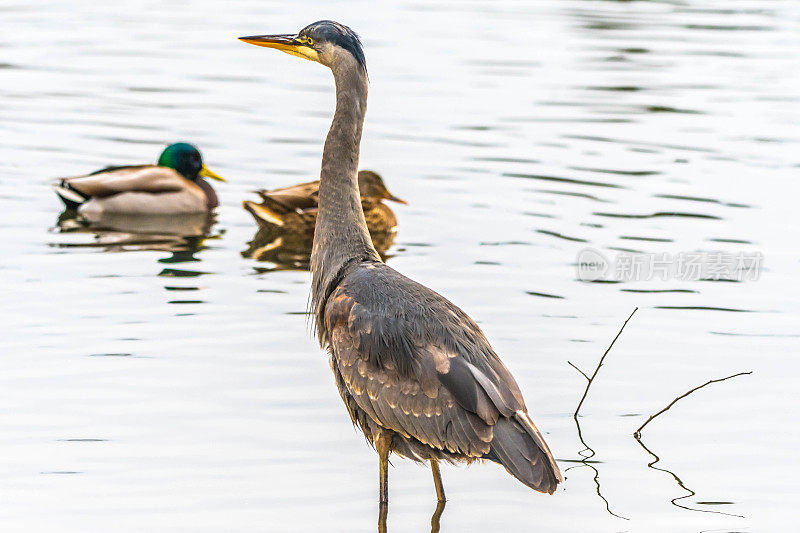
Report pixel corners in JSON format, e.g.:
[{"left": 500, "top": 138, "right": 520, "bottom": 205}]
[
  {"left": 430, "top": 460, "right": 446, "bottom": 502},
  {"left": 375, "top": 430, "right": 392, "bottom": 503},
  {"left": 430, "top": 500, "right": 446, "bottom": 533},
  {"left": 378, "top": 502, "right": 388, "bottom": 533}
]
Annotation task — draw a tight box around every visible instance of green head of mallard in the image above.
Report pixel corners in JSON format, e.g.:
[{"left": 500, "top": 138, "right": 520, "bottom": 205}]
[{"left": 158, "top": 143, "right": 226, "bottom": 183}]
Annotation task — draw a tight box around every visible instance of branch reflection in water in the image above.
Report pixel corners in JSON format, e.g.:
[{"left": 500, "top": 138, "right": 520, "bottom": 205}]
[
  {"left": 633, "top": 371, "right": 752, "bottom": 518},
  {"left": 567, "top": 308, "right": 637, "bottom": 520}
]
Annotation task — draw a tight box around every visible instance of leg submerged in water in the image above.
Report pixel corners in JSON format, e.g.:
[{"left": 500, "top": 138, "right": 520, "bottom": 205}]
[
  {"left": 378, "top": 502, "right": 388, "bottom": 533},
  {"left": 430, "top": 500, "right": 446, "bottom": 533}
]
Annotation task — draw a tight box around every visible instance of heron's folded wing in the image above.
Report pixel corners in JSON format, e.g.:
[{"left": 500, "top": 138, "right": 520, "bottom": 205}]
[
  {"left": 328, "top": 263, "right": 529, "bottom": 416},
  {"left": 325, "top": 262, "right": 561, "bottom": 491},
  {"left": 330, "top": 322, "right": 494, "bottom": 458},
  {"left": 325, "top": 279, "right": 540, "bottom": 457}
]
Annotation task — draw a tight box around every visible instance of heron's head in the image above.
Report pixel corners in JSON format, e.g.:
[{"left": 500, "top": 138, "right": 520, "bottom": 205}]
[
  {"left": 239, "top": 20, "right": 366, "bottom": 73},
  {"left": 158, "top": 143, "right": 225, "bottom": 183},
  {"left": 357, "top": 171, "right": 406, "bottom": 204}
]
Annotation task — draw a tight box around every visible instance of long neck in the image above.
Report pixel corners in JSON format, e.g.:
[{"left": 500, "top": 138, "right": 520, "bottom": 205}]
[{"left": 310, "top": 54, "right": 379, "bottom": 335}]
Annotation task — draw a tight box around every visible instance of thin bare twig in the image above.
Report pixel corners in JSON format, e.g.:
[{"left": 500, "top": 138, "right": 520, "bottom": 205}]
[
  {"left": 575, "top": 308, "right": 638, "bottom": 417},
  {"left": 565, "top": 308, "right": 637, "bottom": 521},
  {"left": 567, "top": 360, "right": 590, "bottom": 381},
  {"left": 634, "top": 371, "right": 752, "bottom": 438}
]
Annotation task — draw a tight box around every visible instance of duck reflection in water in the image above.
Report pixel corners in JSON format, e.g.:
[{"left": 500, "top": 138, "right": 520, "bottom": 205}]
[
  {"left": 242, "top": 170, "right": 404, "bottom": 270},
  {"left": 54, "top": 210, "right": 218, "bottom": 259}
]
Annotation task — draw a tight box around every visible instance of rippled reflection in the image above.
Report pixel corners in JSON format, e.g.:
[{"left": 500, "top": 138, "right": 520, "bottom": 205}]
[
  {"left": 377, "top": 501, "right": 446, "bottom": 533},
  {"left": 52, "top": 209, "right": 217, "bottom": 256},
  {"left": 633, "top": 435, "right": 743, "bottom": 519},
  {"left": 241, "top": 171, "right": 402, "bottom": 270},
  {"left": 242, "top": 224, "right": 396, "bottom": 271}
]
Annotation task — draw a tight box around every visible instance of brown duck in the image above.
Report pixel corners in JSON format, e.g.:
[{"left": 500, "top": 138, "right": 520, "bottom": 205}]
[{"left": 242, "top": 170, "right": 405, "bottom": 239}]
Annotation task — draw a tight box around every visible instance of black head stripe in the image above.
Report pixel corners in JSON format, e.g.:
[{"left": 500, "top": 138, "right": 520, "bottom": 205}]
[{"left": 301, "top": 20, "right": 366, "bottom": 70}]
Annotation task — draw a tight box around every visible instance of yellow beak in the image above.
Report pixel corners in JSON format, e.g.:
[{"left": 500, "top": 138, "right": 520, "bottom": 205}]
[
  {"left": 199, "top": 165, "right": 226, "bottom": 182},
  {"left": 238, "top": 34, "right": 320, "bottom": 63}
]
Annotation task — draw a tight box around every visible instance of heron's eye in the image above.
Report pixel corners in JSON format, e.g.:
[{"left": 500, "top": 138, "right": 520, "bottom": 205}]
[{"left": 305, "top": 37, "right": 314, "bottom": 45}]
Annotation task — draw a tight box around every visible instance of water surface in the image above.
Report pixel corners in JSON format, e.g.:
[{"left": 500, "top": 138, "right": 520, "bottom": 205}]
[{"left": 1, "top": 1, "right": 799, "bottom": 531}]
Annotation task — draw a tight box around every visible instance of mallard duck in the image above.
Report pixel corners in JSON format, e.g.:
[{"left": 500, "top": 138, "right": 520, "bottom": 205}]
[
  {"left": 242, "top": 170, "right": 405, "bottom": 238},
  {"left": 54, "top": 143, "right": 226, "bottom": 216}
]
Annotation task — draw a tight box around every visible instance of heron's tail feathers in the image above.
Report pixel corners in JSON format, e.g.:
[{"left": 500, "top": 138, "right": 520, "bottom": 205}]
[
  {"left": 485, "top": 412, "right": 562, "bottom": 494},
  {"left": 242, "top": 200, "right": 285, "bottom": 230}
]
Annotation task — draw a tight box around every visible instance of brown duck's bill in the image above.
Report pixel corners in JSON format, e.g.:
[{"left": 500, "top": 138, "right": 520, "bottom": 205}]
[{"left": 386, "top": 193, "right": 407, "bottom": 205}]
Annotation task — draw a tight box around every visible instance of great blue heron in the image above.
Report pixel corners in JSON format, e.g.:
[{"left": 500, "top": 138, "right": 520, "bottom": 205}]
[
  {"left": 240, "top": 20, "right": 562, "bottom": 503},
  {"left": 54, "top": 143, "right": 226, "bottom": 216}
]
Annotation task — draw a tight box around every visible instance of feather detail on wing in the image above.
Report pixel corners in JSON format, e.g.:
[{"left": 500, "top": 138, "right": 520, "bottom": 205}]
[
  {"left": 59, "top": 166, "right": 188, "bottom": 198},
  {"left": 255, "top": 180, "right": 320, "bottom": 213},
  {"left": 322, "top": 262, "right": 562, "bottom": 493},
  {"left": 242, "top": 200, "right": 285, "bottom": 228},
  {"left": 331, "top": 324, "right": 493, "bottom": 458}
]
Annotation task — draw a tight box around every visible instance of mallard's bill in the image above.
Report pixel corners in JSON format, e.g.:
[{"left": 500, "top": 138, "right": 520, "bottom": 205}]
[{"left": 199, "top": 165, "right": 226, "bottom": 182}]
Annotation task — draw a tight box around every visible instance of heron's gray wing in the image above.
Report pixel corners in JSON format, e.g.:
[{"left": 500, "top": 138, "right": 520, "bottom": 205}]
[
  {"left": 327, "top": 263, "right": 528, "bottom": 414},
  {"left": 326, "top": 285, "right": 494, "bottom": 458},
  {"left": 323, "top": 262, "right": 562, "bottom": 492}
]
